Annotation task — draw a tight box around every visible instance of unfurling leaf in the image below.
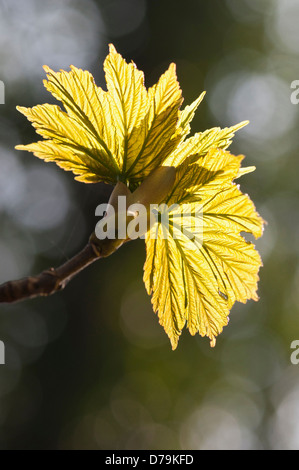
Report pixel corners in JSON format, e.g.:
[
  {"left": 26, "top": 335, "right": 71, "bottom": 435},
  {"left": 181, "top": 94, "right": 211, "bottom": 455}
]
[{"left": 16, "top": 44, "right": 265, "bottom": 349}]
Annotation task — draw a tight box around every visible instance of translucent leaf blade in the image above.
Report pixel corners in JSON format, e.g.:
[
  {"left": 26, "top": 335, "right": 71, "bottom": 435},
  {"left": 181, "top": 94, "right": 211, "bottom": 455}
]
[
  {"left": 177, "top": 91, "right": 206, "bottom": 138},
  {"left": 126, "top": 63, "right": 183, "bottom": 181},
  {"left": 144, "top": 148, "right": 264, "bottom": 348},
  {"left": 163, "top": 121, "right": 249, "bottom": 167},
  {"left": 16, "top": 103, "right": 118, "bottom": 183},
  {"left": 43, "top": 65, "right": 121, "bottom": 172}
]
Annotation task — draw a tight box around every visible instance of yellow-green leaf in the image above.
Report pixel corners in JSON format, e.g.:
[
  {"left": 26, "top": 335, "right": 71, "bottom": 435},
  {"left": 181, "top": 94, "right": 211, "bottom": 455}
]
[
  {"left": 163, "top": 121, "right": 249, "bottom": 168},
  {"left": 103, "top": 44, "right": 148, "bottom": 176},
  {"left": 15, "top": 103, "right": 119, "bottom": 183},
  {"left": 16, "top": 45, "right": 185, "bottom": 186},
  {"left": 144, "top": 148, "right": 264, "bottom": 349},
  {"left": 15, "top": 44, "right": 264, "bottom": 350},
  {"left": 177, "top": 91, "right": 206, "bottom": 138},
  {"left": 125, "top": 63, "right": 183, "bottom": 181}
]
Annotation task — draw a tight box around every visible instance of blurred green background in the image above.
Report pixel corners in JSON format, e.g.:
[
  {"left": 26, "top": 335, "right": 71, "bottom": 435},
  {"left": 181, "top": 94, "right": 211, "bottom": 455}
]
[{"left": 0, "top": 0, "right": 299, "bottom": 450}]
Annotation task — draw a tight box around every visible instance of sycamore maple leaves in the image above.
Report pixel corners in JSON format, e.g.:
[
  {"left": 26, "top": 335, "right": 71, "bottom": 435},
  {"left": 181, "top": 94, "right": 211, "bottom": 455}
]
[
  {"left": 16, "top": 44, "right": 264, "bottom": 349},
  {"left": 144, "top": 149, "right": 263, "bottom": 349}
]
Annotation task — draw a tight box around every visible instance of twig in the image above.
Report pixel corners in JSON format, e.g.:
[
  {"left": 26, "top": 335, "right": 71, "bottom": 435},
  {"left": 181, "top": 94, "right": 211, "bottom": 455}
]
[
  {"left": 0, "top": 166, "right": 174, "bottom": 304},
  {"left": 0, "top": 237, "right": 102, "bottom": 304}
]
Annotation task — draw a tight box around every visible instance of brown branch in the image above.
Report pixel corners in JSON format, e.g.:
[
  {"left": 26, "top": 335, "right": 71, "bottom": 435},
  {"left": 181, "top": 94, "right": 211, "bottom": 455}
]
[
  {"left": 0, "top": 168, "right": 171, "bottom": 304},
  {"left": 0, "top": 238, "right": 102, "bottom": 304}
]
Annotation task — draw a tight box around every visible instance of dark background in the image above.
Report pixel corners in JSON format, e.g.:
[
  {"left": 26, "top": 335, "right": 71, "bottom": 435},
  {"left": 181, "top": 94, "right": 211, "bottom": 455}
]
[{"left": 0, "top": 0, "right": 298, "bottom": 449}]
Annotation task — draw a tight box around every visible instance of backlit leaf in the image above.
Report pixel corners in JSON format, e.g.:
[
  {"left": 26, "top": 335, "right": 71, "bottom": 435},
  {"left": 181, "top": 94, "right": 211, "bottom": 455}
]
[
  {"left": 177, "top": 92, "right": 206, "bottom": 138},
  {"left": 15, "top": 45, "right": 264, "bottom": 349},
  {"left": 163, "top": 121, "right": 249, "bottom": 168},
  {"left": 16, "top": 45, "right": 184, "bottom": 186},
  {"left": 125, "top": 63, "right": 183, "bottom": 182},
  {"left": 144, "top": 148, "right": 264, "bottom": 349},
  {"left": 16, "top": 103, "right": 119, "bottom": 183}
]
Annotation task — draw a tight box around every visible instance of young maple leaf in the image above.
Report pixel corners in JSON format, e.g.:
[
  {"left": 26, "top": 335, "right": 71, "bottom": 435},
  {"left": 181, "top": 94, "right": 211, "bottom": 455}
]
[
  {"left": 144, "top": 149, "right": 263, "bottom": 349},
  {"left": 15, "top": 44, "right": 264, "bottom": 349}
]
